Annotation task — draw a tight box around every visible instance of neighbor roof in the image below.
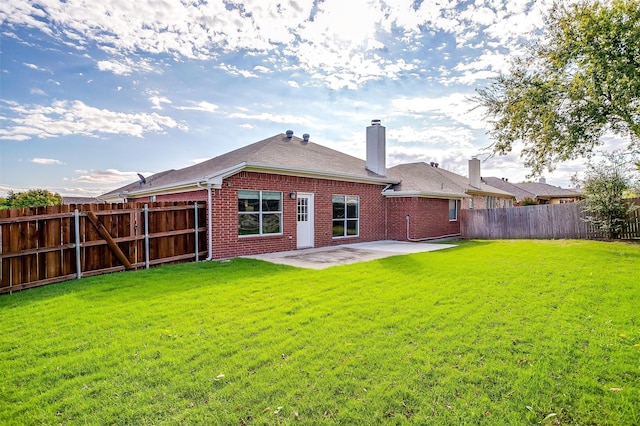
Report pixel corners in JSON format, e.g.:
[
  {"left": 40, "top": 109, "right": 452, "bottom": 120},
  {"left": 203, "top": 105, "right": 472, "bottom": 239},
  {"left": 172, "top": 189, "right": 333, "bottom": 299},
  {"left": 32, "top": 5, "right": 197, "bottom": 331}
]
[
  {"left": 483, "top": 177, "right": 581, "bottom": 202},
  {"left": 101, "top": 134, "right": 397, "bottom": 200},
  {"left": 385, "top": 162, "right": 515, "bottom": 199}
]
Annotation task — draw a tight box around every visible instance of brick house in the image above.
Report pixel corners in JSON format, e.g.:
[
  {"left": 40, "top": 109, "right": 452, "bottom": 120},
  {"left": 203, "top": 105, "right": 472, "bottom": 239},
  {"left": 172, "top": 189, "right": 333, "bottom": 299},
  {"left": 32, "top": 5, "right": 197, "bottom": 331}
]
[
  {"left": 101, "top": 121, "right": 513, "bottom": 259},
  {"left": 483, "top": 177, "right": 582, "bottom": 205}
]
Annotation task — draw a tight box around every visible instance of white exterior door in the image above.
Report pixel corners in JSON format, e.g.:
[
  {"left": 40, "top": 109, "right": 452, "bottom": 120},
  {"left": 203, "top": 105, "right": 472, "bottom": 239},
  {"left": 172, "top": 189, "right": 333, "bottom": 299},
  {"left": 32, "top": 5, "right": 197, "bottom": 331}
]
[{"left": 296, "top": 193, "right": 314, "bottom": 249}]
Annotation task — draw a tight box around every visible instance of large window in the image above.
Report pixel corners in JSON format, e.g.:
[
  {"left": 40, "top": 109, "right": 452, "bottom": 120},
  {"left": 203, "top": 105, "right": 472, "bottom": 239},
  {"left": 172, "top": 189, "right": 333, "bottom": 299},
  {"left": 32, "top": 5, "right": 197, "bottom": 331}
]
[
  {"left": 333, "top": 195, "right": 359, "bottom": 237},
  {"left": 238, "top": 190, "right": 282, "bottom": 236},
  {"left": 449, "top": 199, "right": 458, "bottom": 221}
]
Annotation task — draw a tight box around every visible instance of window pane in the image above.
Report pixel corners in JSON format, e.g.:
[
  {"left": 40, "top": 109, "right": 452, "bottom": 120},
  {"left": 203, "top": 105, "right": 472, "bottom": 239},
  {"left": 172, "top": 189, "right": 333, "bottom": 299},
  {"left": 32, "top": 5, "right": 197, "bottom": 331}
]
[
  {"left": 238, "top": 190, "right": 260, "bottom": 212},
  {"left": 239, "top": 213, "right": 260, "bottom": 235},
  {"left": 262, "top": 213, "right": 281, "bottom": 234},
  {"left": 261, "top": 191, "right": 282, "bottom": 212},
  {"left": 449, "top": 199, "right": 457, "bottom": 221},
  {"left": 332, "top": 220, "right": 345, "bottom": 237},
  {"left": 346, "top": 196, "right": 359, "bottom": 218},
  {"left": 333, "top": 200, "right": 345, "bottom": 219},
  {"left": 346, "top": 219, "right": 358, "bottom": 235}
]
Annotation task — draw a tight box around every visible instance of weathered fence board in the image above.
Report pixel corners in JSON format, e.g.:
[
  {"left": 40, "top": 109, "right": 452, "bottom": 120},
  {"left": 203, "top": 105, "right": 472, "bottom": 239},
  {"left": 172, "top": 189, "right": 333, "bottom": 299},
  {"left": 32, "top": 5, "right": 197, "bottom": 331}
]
[
  {"left": 461, "top": 199, "right": 639, "bottom": 240},
  {"left": 0, "top": 202, "right": 207, "bottom": 294}
]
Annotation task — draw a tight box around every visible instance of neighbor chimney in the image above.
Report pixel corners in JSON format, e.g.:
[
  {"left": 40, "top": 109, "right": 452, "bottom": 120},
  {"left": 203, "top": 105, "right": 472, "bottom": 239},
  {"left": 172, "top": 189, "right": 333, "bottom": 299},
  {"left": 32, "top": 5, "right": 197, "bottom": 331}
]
[
  {"left": 469, "top": 156, "right": 481, "bottom": 188},
  {"left": 366, "top": 119, "right": 386, "bottom": 176}
]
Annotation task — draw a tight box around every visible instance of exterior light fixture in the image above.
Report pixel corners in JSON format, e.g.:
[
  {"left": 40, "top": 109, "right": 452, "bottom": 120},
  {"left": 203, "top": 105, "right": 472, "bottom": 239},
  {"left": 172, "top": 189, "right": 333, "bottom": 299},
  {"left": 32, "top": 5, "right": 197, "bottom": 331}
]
[{"left": 289, "top": 191, "right": 296, "bottom": 199}]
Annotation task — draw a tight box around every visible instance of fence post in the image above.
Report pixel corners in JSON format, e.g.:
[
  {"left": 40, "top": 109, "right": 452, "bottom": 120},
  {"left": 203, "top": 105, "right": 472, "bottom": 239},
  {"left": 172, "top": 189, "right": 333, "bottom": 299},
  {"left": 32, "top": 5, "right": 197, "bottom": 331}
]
[
  {"left": 194, "top": 202, "right": 199, "bottom": 262},
  {"left": 75, "top": 209, "right": 82, "bottom": 279},
  {"left": 144, "top": 204, "right": 150, "bottom": 269}
]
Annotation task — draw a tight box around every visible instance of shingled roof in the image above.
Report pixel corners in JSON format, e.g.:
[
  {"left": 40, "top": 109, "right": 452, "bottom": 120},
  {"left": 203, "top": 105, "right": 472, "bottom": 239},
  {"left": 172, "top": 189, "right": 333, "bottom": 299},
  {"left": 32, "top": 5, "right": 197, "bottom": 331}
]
[
  {"left": 101, "top": 133, "right": 397, "bottom": 200},
  {"left": 483, "top": 177, "right": 581, "bottom": 202},
  {"left": 385, "top": 162, "right": 514, "bottom": 199}
]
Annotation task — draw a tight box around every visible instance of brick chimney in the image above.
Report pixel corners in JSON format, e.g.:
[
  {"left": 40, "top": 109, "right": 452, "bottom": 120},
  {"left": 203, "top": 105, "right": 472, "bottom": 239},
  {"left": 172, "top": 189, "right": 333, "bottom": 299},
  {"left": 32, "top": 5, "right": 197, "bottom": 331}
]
[{"left": 366, "top": 119, "right": 386, "bottom": 176}]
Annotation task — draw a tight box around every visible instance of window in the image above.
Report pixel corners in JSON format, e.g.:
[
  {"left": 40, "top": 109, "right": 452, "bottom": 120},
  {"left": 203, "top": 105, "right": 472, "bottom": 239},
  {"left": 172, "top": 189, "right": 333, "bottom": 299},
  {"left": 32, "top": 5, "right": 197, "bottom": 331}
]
[
  {"left": 449, "top": 199, "right": 458, "bottom": 221},
  {"left": 332, "top": 195, "right": 359, "bottom": 237},
  {"left": 486, "top": 196, "right": 498, "bottom": 209},
  {"left": 238, "top": 190, "right": 282, "bottom": 236}
]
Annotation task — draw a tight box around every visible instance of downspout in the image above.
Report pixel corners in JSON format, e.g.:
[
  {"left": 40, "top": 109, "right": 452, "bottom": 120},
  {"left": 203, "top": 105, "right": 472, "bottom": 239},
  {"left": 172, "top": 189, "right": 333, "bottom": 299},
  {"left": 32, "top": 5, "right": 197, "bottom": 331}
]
[
  {"left": 197, "top": 181, "right": 213, "bottom": 261},
  {"left": 405, "top": 214, "right": 461, "bottom": 242},
  {"left": 381, "top": 184, "right": 392, "bottom": 240}
]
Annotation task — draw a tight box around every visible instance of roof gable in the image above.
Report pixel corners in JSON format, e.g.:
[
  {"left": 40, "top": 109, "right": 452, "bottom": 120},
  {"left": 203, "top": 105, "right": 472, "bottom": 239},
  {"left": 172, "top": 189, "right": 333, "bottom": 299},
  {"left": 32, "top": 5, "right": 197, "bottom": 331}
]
[{"left": 101, "top": 134, "right": 393, "bottom": 199}]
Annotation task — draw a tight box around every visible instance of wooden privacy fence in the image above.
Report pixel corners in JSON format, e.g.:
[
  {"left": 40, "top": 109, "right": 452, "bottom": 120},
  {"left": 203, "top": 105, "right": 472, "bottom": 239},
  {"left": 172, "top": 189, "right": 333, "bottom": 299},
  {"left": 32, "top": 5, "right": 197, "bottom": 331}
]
[
  {"left": 0, "top": 202, "right": 207, "bottom": 294},
  {"left": 461, "top": 199, "right": 640, "bottom": 240}
]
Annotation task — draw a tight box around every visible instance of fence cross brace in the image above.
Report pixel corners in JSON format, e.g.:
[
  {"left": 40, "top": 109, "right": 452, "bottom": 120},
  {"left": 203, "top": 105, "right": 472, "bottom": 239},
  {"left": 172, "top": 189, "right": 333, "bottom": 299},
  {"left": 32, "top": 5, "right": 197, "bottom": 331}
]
[{"left": 85, "top": 211, "right": 133, "bottom": 270}]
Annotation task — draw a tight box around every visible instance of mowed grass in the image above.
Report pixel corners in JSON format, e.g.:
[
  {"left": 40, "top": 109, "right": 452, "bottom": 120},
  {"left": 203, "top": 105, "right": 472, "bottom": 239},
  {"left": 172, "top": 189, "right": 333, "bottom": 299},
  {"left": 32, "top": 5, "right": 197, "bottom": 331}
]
[{"left": 1, "top": 240, "right": 639, "bottom": 425}]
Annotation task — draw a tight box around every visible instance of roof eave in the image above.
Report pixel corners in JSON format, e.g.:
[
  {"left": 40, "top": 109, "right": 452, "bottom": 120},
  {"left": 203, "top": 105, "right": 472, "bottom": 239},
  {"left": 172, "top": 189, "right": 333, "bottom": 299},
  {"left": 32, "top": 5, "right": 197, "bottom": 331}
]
[
  {"left": 383, "top": 190, "right": 471, "bottom": 199},
  {"left": 242, "top": 162, "right": 399, "bottom": 185}
]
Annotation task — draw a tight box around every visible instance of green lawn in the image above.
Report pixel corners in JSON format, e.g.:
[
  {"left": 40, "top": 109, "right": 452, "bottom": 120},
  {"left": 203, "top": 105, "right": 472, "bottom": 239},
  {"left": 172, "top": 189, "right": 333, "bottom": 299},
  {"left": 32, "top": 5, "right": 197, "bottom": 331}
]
[{"left": 1, "top": 240, "right": 639, "bottom": 425}]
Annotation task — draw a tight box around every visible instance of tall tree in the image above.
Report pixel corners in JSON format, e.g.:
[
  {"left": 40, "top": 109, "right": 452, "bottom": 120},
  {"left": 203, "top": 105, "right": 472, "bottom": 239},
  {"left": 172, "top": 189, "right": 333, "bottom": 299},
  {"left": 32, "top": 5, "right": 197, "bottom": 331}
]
[
  {"left": 0, "top": 189, "right": 63, "bottom": 209},
  {"left": 476, "top": 0, "right": 640, "bottom": 175},
  {"left": 577, "top": 151, "right": 638, "bottom": 238}
]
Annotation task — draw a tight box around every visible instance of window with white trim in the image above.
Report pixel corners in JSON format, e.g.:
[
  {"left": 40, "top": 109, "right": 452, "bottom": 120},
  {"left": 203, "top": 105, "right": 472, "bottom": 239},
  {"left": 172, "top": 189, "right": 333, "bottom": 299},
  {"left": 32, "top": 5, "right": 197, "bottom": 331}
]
[
  {"left": 238, "top": 190, "right": 282, "bottom": 236},
  {"left": 332, "top": 195, "right": 359, "bottom": 237},
  {"left": 449, "top": 199, "right": 458, "bottom": 221}
]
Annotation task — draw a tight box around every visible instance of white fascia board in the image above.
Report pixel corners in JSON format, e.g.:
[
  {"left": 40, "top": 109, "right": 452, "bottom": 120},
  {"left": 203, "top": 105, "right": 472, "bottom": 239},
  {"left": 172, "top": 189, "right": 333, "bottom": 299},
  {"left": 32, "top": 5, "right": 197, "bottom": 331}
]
[
  {"left": 383, "top": 189, "right": 470, "bottom": 199},
  {"left": 466, "top": 187, "right": 516, "bottom": 198}
]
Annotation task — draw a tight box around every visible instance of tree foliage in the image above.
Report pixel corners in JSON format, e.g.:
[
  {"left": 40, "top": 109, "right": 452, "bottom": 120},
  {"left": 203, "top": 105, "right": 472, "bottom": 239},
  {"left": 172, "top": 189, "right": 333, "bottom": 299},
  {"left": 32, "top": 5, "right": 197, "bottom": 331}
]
[
  {"left": 476, "top": 0, "right": 640, "bottom": 175},
  {"left": 577, "top": 151, "right": 638, "bottom": 238},
  {"left": 0, "top": 189, "right": 63, "bottom": 209}
]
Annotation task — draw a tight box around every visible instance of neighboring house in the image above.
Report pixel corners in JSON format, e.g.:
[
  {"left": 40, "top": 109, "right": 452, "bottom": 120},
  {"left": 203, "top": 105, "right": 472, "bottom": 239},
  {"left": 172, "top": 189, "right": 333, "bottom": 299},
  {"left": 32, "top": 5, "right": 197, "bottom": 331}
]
[
  {"left": 101, "top": 121, "right": 513, "bottom": 259},
  {"left": 483, "top": 177, "right": 582, "bottom": 205}
]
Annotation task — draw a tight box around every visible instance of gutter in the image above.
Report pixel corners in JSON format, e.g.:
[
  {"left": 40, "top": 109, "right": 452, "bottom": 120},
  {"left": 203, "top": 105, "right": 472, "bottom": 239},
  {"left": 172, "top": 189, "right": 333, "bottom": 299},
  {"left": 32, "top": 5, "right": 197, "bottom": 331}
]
[{"left": 383, "top": 189, "right": 470, "bottom": 200}]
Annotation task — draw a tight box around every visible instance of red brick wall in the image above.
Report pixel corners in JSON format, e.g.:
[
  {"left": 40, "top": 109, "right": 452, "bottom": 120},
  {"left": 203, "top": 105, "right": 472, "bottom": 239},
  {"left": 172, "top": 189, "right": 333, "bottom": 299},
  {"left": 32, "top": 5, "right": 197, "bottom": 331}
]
[
  {"left": 386, "top": 197, "right": 460, "bottom": 241},
  {"left": 156, "top": 172, "right": 388, "bottom": 259},
  {"left": 213, "top": 172, "right": 388, "bottom": 258}
]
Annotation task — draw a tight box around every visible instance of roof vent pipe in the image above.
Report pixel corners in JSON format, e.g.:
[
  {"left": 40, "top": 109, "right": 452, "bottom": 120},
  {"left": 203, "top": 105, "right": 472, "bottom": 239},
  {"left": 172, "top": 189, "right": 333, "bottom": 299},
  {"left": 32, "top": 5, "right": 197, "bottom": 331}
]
[
  {"left": 302, "top": 133, "right": 310, "bottom": 142},
  {"left": 286, "top": 130, "right": 294, "bottom": 138}
]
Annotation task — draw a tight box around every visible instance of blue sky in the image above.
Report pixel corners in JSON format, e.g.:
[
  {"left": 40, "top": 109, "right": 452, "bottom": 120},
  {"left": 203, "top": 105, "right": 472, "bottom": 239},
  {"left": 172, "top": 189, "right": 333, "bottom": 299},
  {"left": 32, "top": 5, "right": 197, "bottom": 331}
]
[{"left": 0, "top": 0, "right": 613, "bottom": 198}]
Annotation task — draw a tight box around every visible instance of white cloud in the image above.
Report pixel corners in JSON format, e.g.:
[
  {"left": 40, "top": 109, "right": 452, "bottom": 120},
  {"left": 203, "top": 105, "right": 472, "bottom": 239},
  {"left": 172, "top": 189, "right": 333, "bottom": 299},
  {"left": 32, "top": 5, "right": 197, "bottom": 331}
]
[
  {"left": 253, "top": 65, "right": 271, "bottom": 74},
  {"left": 2, "top": 0, "right": 564, "bottom": 89},
  {"left": 218, "top": 63, "right": 259, "bottom": 78},
  {"left": 391, "top": 93, "right": 487, "bottom": 130},
  {"left": 388, "top": 125, "right": 475, "bottom": 149},
  {"left": 227, "top": 111, "right": 314, "bottom": 126},
  {"left": 176, "top": 101, "right": 218, "bottom": 113},
  {"left": 72, "top": 169, "right": 147, "bottom": 184},
  {"left": 148, "top": 93, "right": 172, "bottom": 110},
  {"left": 31, "top": 158, "right": 65, "bottom": 165},
  {"left": 0, "top": 99, "right": 186, "bottom": 140},
  {"left": 24, "top": 62, "right": 47, "bottom": 72},
  {"left": 97, "top": 57, "right": 159, "bottom": 75}
]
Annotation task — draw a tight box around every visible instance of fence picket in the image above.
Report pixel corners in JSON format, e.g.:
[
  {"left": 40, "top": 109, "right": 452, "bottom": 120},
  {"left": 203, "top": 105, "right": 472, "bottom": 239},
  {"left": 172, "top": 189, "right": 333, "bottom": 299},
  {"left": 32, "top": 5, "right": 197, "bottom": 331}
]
[
  {"left": 0, "top": 202, "right": 207, "bottom": 294},
  {"left": 461, "top": 199, "right": 640, "bottom": 240}
]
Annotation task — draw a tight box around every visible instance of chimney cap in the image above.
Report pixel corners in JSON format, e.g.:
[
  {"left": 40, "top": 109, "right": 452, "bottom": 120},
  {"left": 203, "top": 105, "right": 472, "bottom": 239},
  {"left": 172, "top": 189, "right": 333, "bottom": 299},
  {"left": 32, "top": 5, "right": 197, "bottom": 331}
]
[{"left": 371, "top": 119, "right": 381, "bottom": 126}]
